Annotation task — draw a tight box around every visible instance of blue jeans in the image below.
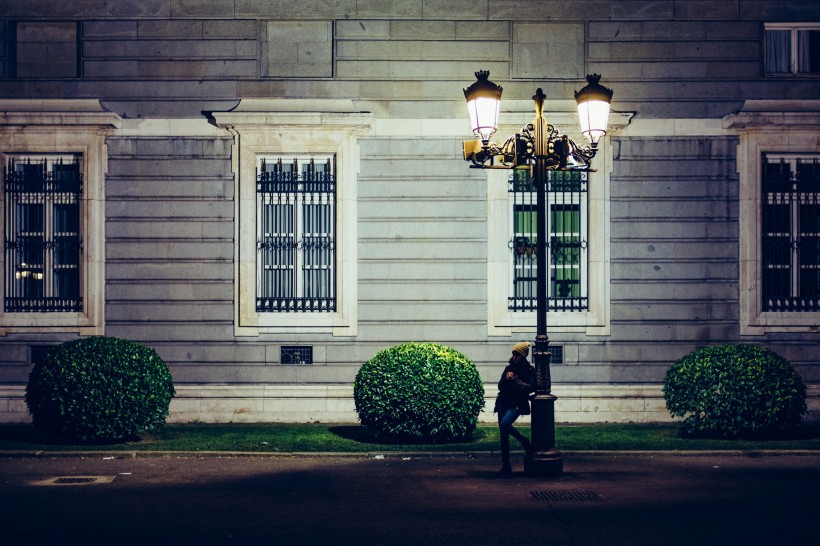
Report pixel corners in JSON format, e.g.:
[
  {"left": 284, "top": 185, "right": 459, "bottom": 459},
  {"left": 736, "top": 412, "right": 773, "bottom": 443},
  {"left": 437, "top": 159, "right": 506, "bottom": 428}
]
[{"left": 498, "top": 407, "right": 531, "bottom": 466}]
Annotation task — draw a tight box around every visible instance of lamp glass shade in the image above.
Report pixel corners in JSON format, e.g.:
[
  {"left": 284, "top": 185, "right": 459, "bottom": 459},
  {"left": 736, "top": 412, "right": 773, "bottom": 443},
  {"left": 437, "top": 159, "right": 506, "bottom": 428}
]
[
  {"left": 574, "top": 74, "right": 613, "bottom": 145},
  {"left": 467, "top": 96, "right": 500, "bottom": 143},
  {"left": 464, "top": 71, "right": 503, "bottom": 144},
  {"left": 577, "top": 99, "right": 610, "bottom": 144}
]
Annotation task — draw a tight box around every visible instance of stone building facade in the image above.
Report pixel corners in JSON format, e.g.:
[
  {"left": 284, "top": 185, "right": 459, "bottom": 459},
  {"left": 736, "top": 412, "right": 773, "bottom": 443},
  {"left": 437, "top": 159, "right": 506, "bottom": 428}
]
[{"left": 0, "top": 1, "right": 818, "bottom": 424}]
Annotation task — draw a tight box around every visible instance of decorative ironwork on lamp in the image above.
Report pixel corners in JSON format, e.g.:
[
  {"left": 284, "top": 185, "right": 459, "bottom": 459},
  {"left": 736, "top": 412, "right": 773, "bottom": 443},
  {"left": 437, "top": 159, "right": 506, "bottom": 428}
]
[{"left": 463, "top": 72, "right": 613, "bottom": 171}]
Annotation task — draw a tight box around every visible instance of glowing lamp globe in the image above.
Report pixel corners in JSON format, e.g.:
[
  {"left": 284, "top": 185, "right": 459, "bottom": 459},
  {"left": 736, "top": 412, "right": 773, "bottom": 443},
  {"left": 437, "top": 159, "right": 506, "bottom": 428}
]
[
  {"left": 574, "top": 74, "right": 613, "bottom": 145},
  {"left": 463, "top": 70, "right": 503, "bottom": 145}
]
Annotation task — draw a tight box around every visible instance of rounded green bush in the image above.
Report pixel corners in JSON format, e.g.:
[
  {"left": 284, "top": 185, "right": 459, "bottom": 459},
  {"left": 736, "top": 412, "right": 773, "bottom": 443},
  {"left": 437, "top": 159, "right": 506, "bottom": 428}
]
[
  {"left": 25, "top": 336, "right": 175, "bottom": 443},
  {"left": 353, "top": 342, "right": 485, "bottom": 442},
  {"left": 663, "top": 344, "right": 806, "bottom": 438}
]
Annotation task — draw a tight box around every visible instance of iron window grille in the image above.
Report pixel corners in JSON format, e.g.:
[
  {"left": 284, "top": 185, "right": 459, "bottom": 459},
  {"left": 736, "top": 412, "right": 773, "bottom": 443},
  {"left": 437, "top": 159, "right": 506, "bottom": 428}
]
[
  {"left": 3, "top": 154, "right": 82, "bottom": 312},
  {"left": 29, "top": 344, "right": 56, "bottom": 365},
  {"left": 509, "top": 169, "right": 588, "bottom": 312},
  {"left": 548, "top": 345, "right": 564, "bottom": 365},
  {"left": 256, "top": 155, "right": 336, "bottom": 312},
  {"left": 280, "top": 345, "right": 313, "bottom": 365},
  {"left": 761, "top": 153, "right": 819, "bottom": 312}
]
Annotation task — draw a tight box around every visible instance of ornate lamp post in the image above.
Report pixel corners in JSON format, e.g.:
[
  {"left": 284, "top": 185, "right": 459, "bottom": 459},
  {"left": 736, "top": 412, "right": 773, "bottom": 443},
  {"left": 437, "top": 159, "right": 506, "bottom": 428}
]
[{"left": 463, "top": 71, "right": 613, "bottom": 476}]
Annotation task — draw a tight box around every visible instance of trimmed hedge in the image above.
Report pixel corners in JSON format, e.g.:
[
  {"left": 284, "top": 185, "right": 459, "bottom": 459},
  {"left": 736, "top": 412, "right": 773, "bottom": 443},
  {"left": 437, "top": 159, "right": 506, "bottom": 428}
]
[
  {"left": 353, "top": 342, "right": 485, "bottom": 442},
  {"left": 663, "top": 344, "right": 806, "bottom": 438},
  {"left": 25, "top": 337, "right": 175, "bottom": 443}
]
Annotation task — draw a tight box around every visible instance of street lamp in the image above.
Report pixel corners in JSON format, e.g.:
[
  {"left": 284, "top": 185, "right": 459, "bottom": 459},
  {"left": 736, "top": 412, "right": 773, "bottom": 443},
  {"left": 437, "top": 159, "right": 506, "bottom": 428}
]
[{"left": 463, "top": 71, "right": 613, "bottom": 477}]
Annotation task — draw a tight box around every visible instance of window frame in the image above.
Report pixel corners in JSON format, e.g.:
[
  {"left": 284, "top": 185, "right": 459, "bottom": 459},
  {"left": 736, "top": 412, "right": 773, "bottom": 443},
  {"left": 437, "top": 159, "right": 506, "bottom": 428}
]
[
  {"left": 508, "top": 169, "right": 590, "bottom": 312},
  {"left": 255, "top": 154, "right": 337, "bottom": 312},
  {"left": 0, "top": 100, "right": 119, "bottom": 335},
  {"left": 759, "top": 152, "right": 819, "bottom": 312},
  {"left": 726, "top": 101, "right": 820, "bottom": 334},
  {"left": 764, "top": 23, "right": 820, "bottom": 76},
  {"left": 3, "top": 153, "right": 83, "bottom": 312},
  {"left": 486, "top": 111, "right": 625, "bottom": 337},
  {"left": 211, "top": 104, "right": 372, "bottom": 336}
]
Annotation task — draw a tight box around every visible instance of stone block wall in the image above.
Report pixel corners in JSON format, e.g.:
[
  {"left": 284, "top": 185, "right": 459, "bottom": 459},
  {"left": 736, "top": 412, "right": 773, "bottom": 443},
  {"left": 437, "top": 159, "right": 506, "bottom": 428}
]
[{"left": 0, "top": 1, "right": 818, "bottom": 423}]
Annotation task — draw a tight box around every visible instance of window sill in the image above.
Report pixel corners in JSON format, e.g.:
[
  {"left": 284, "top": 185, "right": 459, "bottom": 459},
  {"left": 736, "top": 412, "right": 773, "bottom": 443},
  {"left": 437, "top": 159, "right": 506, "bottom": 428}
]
[
  {"left": 0, "top": 312, "right": 103, "bottom": 336},
  {"left": 741, "top": 312, "right": 820, "bottom": 335},
  {"left": 489, "top": 308, "right": 609, "bottom": 337}
]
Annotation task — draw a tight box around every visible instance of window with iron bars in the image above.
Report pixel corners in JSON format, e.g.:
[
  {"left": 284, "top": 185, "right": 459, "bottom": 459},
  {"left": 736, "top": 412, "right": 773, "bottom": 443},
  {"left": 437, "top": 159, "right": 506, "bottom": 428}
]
[
  {"left": 761, "top": 153, "right": 819, "bottom": 312},
  {"left": 3, "top": 154, "right": 82, "bottom": 312},
  {"left": 256, "top": 155, "right": 336, "bottom": 312},
  {"left": 509, "top": 169, "right": 588, "bottom": 311}
]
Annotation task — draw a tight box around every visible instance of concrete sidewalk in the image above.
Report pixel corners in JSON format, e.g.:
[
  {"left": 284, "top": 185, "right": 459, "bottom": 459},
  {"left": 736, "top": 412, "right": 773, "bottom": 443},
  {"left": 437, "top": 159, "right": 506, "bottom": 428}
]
[{"left": 2, "top": 451, "right": 818, "bottom": 545}]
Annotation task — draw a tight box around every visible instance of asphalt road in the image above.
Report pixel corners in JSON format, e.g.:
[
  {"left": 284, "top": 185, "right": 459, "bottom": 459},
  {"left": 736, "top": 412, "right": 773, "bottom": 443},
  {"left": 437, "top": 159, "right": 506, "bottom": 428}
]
[{"left": 1, "top": 452, "right": 818, "bottom": 546}]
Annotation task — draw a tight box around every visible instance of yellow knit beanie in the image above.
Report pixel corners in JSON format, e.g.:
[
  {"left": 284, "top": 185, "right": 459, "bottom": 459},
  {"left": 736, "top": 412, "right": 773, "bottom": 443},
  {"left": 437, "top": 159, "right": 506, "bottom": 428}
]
[{"left": 512, "top": 342, "right": 530, "bottom": 358}]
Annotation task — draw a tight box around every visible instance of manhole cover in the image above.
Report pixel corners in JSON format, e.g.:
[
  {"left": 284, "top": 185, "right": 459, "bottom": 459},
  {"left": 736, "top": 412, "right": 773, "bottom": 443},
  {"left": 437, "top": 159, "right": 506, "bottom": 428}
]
[
  {"left": 30, "top": 476, "right": 116, "bottom": 486},
  {"left": 531, "top": 490, "right": 603, "bottom": 502}
]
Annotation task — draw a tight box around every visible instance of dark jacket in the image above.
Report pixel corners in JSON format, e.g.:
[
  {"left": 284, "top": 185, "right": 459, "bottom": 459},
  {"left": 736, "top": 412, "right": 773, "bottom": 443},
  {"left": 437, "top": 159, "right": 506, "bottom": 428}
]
[{"left": 494, "top": 360, "right": 536, "bottom": 415}]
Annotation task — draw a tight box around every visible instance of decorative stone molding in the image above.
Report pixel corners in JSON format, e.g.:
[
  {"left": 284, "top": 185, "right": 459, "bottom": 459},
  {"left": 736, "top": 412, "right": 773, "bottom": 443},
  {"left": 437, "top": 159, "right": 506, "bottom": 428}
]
[
  {"left": 0, "top": 100, "right": 121, "bottom": 336},
  {"left": 486, "top": 111, "right": 633, "bottom": 337},
  {"left": 211, "top": 100, "right": 373, "bottom": 336},
  {"left": 724, "top": 100, "right": 820, "bottom": 334}
]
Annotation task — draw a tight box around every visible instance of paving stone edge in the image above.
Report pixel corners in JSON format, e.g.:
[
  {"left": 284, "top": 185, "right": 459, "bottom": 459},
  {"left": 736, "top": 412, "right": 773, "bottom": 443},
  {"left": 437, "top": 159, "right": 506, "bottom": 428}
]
[{"left": 1, "top": 449, "right": 818, "bottom": 459}]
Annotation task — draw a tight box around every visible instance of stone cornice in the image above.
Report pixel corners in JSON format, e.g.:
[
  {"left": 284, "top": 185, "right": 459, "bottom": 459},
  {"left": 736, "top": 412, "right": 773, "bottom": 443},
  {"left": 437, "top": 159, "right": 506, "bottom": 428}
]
[
  {"left": 0, "top": 100, "right": 122, "bottom": 129},
  {"left": 723, "top": 100, "right": 820, "bottom": 132},
  {"left": 209, "top": 99, "right": 373, "bottom": 134}
]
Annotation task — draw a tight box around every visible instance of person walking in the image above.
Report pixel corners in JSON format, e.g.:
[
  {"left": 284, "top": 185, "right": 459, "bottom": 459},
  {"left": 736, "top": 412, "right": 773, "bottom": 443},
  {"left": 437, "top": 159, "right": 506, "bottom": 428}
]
[{"left": 494, "top": 341, "right": 536, "bottom": 474}]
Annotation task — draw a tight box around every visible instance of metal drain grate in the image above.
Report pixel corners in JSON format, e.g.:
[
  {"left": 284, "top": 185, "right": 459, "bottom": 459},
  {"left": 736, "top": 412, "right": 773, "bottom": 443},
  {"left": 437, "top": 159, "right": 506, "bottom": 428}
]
[
  {"left": 54, "top": 477, "right": 96, "bottom": 484},
  {"left": 31, "top": 476, "right": 116, "bottom": 486},
  {"left": 532, "top": 490, "right": 603, "bottom": 502}
]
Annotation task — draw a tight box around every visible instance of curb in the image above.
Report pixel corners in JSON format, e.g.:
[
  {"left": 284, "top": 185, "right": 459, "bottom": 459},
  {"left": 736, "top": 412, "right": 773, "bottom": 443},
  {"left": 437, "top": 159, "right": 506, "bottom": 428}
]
[{"left": 2, "top": 449, "right": 818, "bottom": 459}]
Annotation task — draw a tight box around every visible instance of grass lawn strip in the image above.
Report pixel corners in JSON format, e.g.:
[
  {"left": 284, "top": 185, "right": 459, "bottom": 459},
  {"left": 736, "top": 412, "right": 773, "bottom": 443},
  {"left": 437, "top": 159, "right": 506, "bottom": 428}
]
[{"left": 1, "top": 423, "right": 819, "bottom": 453}]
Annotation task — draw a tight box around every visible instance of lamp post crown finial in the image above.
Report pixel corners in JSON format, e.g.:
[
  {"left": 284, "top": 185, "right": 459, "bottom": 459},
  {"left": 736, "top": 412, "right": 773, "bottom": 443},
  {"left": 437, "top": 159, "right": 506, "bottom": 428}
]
[
  {"left": 464, "top": 70, "right": 503, "bottom": 100},
  {"left": 574, "top": 74, "right": 614, "bottom": 102}
]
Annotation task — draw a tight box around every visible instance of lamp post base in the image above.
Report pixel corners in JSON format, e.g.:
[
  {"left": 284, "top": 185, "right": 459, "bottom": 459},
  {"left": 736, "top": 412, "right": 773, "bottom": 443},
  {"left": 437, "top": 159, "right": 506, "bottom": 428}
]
[
  {"left": 524, "top": 450, "right": 564, "bottom": 477},
  {"left": 527, "top": 390, "right": 563, "bottom": 477}
]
